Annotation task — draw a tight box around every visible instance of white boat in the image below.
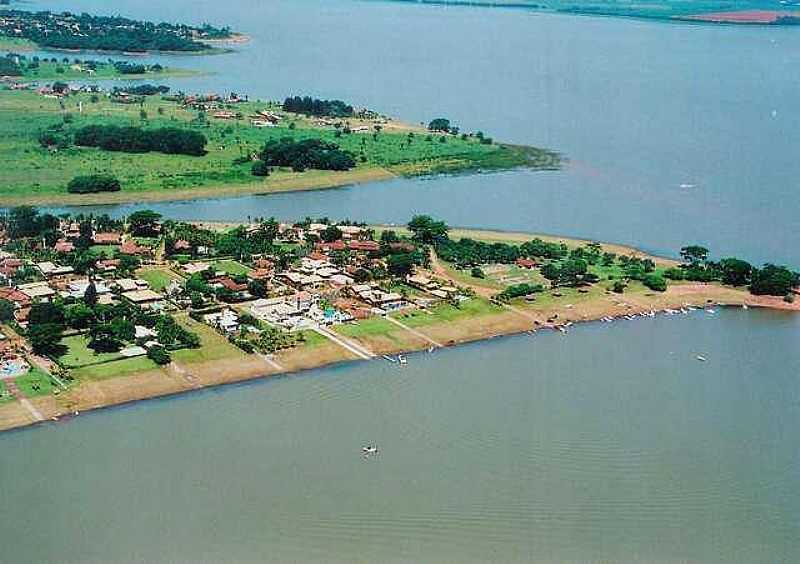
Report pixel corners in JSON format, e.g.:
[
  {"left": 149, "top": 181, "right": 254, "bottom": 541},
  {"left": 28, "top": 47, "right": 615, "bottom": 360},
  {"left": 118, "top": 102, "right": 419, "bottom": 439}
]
[
  {"left": 679, "top": 183, "right": 696, "bottom": 189},
  {"left": 382, "top": 355, "right": 397, "bottom": 363},
  {"left": 362, "top": 445, "right": 379, "bottom": 455},
  {"left": 742, "top": 304, "right": 749, "bottom": 310},
  {"left": 696, "top": 355, "right": 707, "bottom": 362},
  {"left": 398, "top": 355, "right": 408, "bottom": 365}
]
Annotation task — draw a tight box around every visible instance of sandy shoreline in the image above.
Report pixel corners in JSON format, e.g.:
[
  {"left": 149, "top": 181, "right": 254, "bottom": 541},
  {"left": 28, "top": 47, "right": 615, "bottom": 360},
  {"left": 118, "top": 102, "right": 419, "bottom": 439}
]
[{"left": 0, "top": 277, "right": 795, "bottom": 435}]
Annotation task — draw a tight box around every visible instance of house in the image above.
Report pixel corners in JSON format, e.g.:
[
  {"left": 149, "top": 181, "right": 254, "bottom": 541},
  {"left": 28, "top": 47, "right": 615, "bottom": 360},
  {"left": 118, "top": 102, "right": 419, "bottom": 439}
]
[
  {"left": 173, "top": 240, "right": 191, "bottom": 252},
  {"left": 93, "top": 232, "right": 122, "bottom": 245},
  {"left": 18, "top": 282, "right": 57, "bottom": 301},
  {"left": 65, "top": 280, "right": 111, "bottom": 299},
  {"left": 182, "top": 262, "right": 211, "bottom": 275},
  {"left": 113, "top": 278, "right": 145, "bottom": 292},
  {"left": 36, "top": 262, "right": 74, "bottom": 278},
  {"left": 0, "top": 287, "right": 31, "bottom": 309},
  {"left": 217, "top": 277, "right": 248, "bottom": 293},
  {"left": 204, "top": 309, "right": 240, "bottom": 334},
  {"left": 54, "top": 239, "right": 74, "bottom": 253},
  {"left": 120, "top": 240, "right": 148, "bottom": 256},
  {"left": 348, "top": 240, "right": 380, "bottom": 253},
  {"left": 96, "top": 259, "right": 120, "bottom": 273},
  {"left": 122, "top": 289, "right": 165, "bottom": 309},
  {"left": 516, "top": 258, "right": 537, "bottom": 269}
]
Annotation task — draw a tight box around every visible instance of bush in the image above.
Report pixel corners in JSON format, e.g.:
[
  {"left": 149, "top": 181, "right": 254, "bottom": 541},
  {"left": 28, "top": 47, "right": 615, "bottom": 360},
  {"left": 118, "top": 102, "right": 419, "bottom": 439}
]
[
  {"left": 147, "top": 345, "right": 171, "bottom": 365},
  {"left": 67, "top": 174, "right": 121, "bottom": 194},
  {"left": 612, "top": 280, "right": 626, "bottom": 293},
  {"left": 251, "top": 160, "right": 270, "bottom": 177},
  {"left": 471, "top": 267, "right": 485, "bottom": 279},
  {"left": 643, "top": 273, "right": 667, "bottom": 292}
]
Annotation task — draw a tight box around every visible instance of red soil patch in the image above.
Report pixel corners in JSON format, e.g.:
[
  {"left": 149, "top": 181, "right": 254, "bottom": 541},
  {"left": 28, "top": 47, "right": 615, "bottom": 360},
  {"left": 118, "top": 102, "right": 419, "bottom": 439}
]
[{"left": 681, "top": 10, "right": 796, "bottom": 23}]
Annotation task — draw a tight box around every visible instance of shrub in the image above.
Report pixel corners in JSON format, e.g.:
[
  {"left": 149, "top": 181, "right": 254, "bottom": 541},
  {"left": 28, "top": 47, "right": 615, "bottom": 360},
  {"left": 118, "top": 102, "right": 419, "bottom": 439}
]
[
  {"left": 643, "top": 273, "right": 667, "bottom": 292},
  {"left": 251, "top": 160, "right": 270, "bottom": 177},
  {"left": 67, "top": 174, "right": 121, "bottom": 194},
  {"left": 147, "top": 345, "right": 171, "bottom": 365},
  {"left": 612, "top": 280, "right": 626, "bottom": 293}
]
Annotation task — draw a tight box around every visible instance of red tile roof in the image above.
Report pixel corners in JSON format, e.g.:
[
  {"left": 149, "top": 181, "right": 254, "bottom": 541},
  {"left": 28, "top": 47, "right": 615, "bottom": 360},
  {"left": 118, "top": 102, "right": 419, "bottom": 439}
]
[{"left": 93, "top": 232, "right": 122, "bottom": 245}]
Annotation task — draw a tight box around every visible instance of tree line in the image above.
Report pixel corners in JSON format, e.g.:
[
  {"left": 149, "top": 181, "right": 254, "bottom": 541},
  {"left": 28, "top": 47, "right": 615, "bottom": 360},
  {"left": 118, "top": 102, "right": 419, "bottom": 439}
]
[
  {"left": 74, "top": 124, "right": 207, "bottom": 156},
  {"left": 282, "top": 96, "right": 354, "bottom": 118},
  {"left": 253, "top": 137, "right": 355, "bottom": 174}
]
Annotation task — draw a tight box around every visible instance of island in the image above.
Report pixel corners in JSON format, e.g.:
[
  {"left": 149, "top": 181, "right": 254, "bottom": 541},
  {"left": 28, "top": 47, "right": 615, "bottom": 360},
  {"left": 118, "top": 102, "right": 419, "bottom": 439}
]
[
  {"left": 0, "top": 9, "right": 239, "bottom": 53},
  {"left": 0, "top": 207, "right": 796, "bottom": 433},
  {"left": 383, "top": 0, "right": 800, "bottom": 25},
  {"left": 0, "top": 87, "right": 561, "bottom": 206}
]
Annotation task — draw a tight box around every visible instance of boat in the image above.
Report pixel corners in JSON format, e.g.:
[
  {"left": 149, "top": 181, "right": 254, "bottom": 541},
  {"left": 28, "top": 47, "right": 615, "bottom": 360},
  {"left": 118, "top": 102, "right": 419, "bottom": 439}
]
[
  {"left": 742, "top": 304, "right": 749, "bottom": 310},
  {"left": 362, "top": 445, "right": 379, "bottom": 455},
  {"left": 398, "top": 354, "right": 407, "bottom": 365},
  {"left": 382, "top": 355, "right": 397, "bottom": 363},
  {"left": 696, "top": 355, "right": 707, "bottom": 362},
  {"left": 428, "top": 346, "right": 435, "bottom": 353}
]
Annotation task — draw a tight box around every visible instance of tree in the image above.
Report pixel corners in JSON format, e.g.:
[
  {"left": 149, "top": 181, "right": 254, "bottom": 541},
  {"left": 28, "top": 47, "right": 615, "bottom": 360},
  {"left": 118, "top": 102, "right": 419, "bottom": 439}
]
[
  {"left": 428, "top": 118, "right": 451, "bottom": 132},
  {"left": 718, "top": 258, "right": 752, "bottom": 286},
  {"left": 680, "top": 245, "right": 709, "bottom": 265},
  {"left": 0, "top": 299, "right": 15, "bottom": 322},
  {"left": 147, "top": 345, "right": 171, "bottom": 365},
  {"left": 321, "top": 225, "right": 343, "bottom": 243},
  {"left": 128, "top": 210, "right": 162, "bottom": 236},
  {"left": 29, "top": 302, "right": 64, "bottom": 327},
  {"left": 750, "top": 264, "right": 799, "bottom": 296},
  {"left": 65, "top": 303, "right": 95, "bottom": 329},
  {"left": 67, "top": 174, "right": 121, "bottom": 194},
  {"left": 387, "top": 253, "right": 418, "bottom": 277},
  {"left": 83, "top": 282, "right": 98, "bottom": 307},
  {"left": 408, "top": 215, "right": 449, "bottom": 245},
  {"left": 88, "top": 323, "right": 123, "bottom": 353},
  {"left": 29, "top": 323, "right": 64, "bottom": 356},
  {"left": 642, "top": 273, "right": 667, "bottom": 292}
]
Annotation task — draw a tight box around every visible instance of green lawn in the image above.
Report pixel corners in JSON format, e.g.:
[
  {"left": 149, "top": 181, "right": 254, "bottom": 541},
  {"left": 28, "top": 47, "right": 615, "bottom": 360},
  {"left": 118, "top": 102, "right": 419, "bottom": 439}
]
[
  {"left": 138, "top": 268, "right": 179, "bottom": 291},
  {"left": 211, "top": 260, "right": 251, "bottom": 276},
  {"left": 0, "top": 89, "right": 557, "bottom": 202},
  {"left": 394, "top": 298, "right": 503, "bottom": 328},
  {"left": 15, "top": 367, "right": 53, "bottom": 398},
  {"left": 89, "top": 244, "right": 119, "bottom": 258},
  {"left": 72, "top": 356, "right": 159, "bottom": 381},
  {"left": 59, "top": 335, "right": 124, "bottom": 368},
  {"left": 0, "top": 380, "right": 14, "bottom": 404},
  {"left": 334, "top": 317, "right": 398, "bottom": 339},
  {"left": 171, "top": 316, "right": 245, "bottom": 364},
  {"left": 296, "top": 330, "right": 328, "bottom": 349}
]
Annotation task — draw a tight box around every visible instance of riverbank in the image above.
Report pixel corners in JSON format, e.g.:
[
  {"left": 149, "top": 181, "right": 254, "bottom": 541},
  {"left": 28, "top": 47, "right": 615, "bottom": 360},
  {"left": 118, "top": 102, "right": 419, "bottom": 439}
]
[{"left": 0, "top": 227, "right": 794, "bottom": 434}]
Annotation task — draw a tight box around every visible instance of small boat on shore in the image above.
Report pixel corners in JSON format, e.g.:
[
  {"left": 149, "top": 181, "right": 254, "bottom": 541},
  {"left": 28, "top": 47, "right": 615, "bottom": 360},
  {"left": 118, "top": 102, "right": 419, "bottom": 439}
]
[
  {"left": 382, "top": 355, "right": 397, "bottom": 363},
  {"left": 398, "top": 355, "right": 407, "bottom": 365}
]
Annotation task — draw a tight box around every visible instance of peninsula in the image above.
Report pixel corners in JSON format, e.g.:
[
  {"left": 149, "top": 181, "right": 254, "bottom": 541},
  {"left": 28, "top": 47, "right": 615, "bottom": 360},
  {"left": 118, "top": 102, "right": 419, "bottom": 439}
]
[
  {"left": 0, "top": 9, "right": 239, "bottom": 53},
  {"left": 383, "top": 0, "right": 800, "bottom": 25},
  {"left": 0, "top": 87, "right": 560, "bottom": 206},
  {"left": 0, "top": 208, "right": 796, "bottom": 433},
  {"left": 1, "top": 52, "right": 197, "bottom": 81}
]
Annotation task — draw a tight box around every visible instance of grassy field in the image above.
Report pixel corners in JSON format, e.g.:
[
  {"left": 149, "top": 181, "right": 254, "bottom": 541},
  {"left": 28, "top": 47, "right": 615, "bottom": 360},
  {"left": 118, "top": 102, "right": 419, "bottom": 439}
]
[
  {"left": 334, "top": 317, "right": 399, "bottom": 338},
  {"left": 72, "top": 356, "right": 158, "bottom": 381},
  {"left": 171, "top": 316, "right": 245, "bottom": 364},
  {"left": 383, "top": 0, "right": 800, "bottom": 21},
  {"left": 137, "top": 268, "right": 180, "bottom": 291},
  {"left": 211, "top": 259, "right": 251, "bottom": 276},
  {"left": 15, "top": 367, "right": 53, "bottom": 397},
  {"left": 3, "top": 56, "right": 198, "bottom": 81},
  {"left": 0, "top": 37, "right": 35, "bottom": 51},
  {"left": 394, "top": 297, "right": 504, "bottom": 328},
  {"left": 0, "top": 89, "right": 559, "bottom": 205},
  {"left": 0, "top": 380, "right": 13, "bottom": 404},
  {"left": 59, "top": 334, "right": 124, "bottom": 368}
]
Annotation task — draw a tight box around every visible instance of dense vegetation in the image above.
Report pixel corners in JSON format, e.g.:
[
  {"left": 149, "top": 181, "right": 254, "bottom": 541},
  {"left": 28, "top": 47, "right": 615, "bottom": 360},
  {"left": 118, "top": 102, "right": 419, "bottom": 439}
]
[
  {"left": 0, "top": 10, "right": 232, "bottom": 52},
  {"left": 283, "top": 96, "right": 354, "bottom": 118},
  {"left": 0, "top": 53, "right": 21, "bottom": 75},
  {"left": 67, "top": 174, "right": 121, "bottom": 194},
  {"left": 409, "top": 215, "right": 800, "bottom": 298},
  {"left": 255, "top": 137, "right": 356, "bottom": 173},
  {"left": 74, "top": 125, "right": 207, "bottom": 156}
]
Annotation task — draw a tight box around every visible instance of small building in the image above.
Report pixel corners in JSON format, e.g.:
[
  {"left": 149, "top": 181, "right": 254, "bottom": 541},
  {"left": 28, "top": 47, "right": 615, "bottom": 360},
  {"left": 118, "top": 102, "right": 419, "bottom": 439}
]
[
  {"left": 122, "top": 289, "right": 165, "bottom": 310},
  {"left": 54, "top": 239, "right": 75, "bottom": 253},
  {"left": 93, "top": 232, "right": 122, "bottom": 245},
  {"left": 36, "top": 262, "right": 74, "bottom": 278},
  {"left": 516, "top": 258, "right": 537, "bottom": 269},
  {"left": 18, "top": 282, "right": 57, "bottom": 301},
  {"left": 204, "top": 309, "right": 240, "bottom": 334}
]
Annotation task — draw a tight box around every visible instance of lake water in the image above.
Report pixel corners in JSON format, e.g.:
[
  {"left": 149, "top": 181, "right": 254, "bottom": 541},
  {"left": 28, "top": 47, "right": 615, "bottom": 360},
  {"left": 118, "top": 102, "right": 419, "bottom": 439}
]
[
  {"left": 36, "top": 0, "right": 800, "bottom": 265},
  {"left": 1, "top": 308, "right": 799, "bottom": 562},
  {"left": 5, "top": 0, "right": 800, "bottom": 561}
]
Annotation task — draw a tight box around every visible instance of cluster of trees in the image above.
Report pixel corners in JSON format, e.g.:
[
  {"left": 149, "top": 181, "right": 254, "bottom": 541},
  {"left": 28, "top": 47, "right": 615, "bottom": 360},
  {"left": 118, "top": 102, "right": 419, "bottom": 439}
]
[
  {"left": 428, "top": 118, "right": 456, "bottom": 134},
  {"left": 112, "top": 84, "right": 170, "bottom": 96},
  {"left": 496, "top": 282, "right": 544, "bottom": 301},
  {"left": 0, "top": 10, "right": 229, "bottom": 52},
  {"left": 74, "top": 125, "right": 207, "bottom": 156},
  {"left": 67, "top": 174, "right": 121, "bottom": 194},
  {"left": 254, "top": 137, "right": 355, "bottom": 173},
  {"left": 663, "top": 245, "right": 799, "bottom": 297},
  {"left": 437, "top": 237, "right": 521, "bottom": 267},
  {"left": 0, "top": 55, "right": 22, "bottom": 76},
  {"left": 113, "top": 61, "right": 148, "bottom": 75},
  {"left": 282, "top": 96, "right": 354, "bottom": 118}
]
